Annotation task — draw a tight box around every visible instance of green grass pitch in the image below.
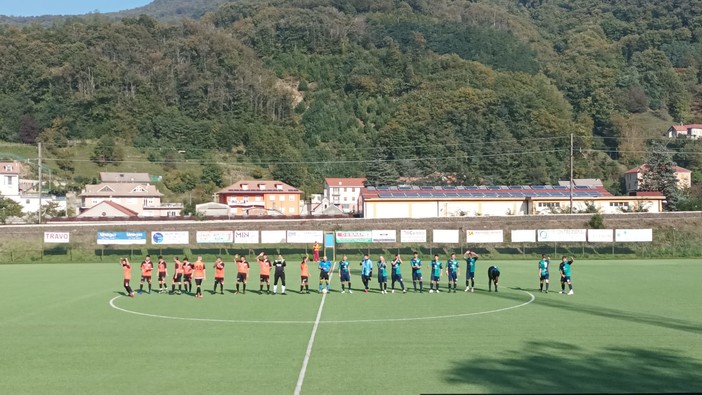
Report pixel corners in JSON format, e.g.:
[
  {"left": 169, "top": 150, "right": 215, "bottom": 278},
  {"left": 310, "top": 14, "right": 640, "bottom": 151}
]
[{"left": 0, "top": 257, "right": 701, "bottom": 394}]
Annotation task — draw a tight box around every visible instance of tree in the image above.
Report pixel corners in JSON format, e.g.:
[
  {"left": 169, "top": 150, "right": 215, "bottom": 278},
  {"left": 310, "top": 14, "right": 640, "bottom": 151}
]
[
  {"left": 0, "top": 197, "right": 23, "bottom": 224},
  {"left": 639, "top": 142, "right": 681, "bottom": 211},
  {"left": 364, "top": 156, "right": 399, "bottom": 187},
  {"left": 19, "top": 115, "right": 40, "bottom": 144},
  {"left": 201, "top": 162, "right": 225, "bottom": 187},
  {"left": 90, "top": 135, "right": 125, "bottom": 166}
]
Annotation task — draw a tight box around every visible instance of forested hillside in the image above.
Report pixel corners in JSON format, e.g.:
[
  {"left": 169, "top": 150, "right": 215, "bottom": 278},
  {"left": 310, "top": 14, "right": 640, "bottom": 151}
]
[{"left": 2, "top": 0, "right": 702, "bottom": 208}]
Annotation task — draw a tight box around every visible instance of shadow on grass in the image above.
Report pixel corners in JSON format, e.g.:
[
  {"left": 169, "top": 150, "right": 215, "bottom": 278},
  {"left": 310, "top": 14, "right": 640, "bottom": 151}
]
[
  {"left": 503, "top": 287, "right": 702, "bottom": 335},
  {"left": 445, "top": 341, "right": 702, "bottom": 393}
]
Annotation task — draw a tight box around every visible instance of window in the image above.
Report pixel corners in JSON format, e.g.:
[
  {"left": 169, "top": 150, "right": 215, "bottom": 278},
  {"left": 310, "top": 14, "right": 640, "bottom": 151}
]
[
  {"left": 344, "top": 187, "right": 347, "bottom": 192},
  {"left": 609, "top": 202, "right": 629, "bottom": 207},
  {"left": 275, "top": 184, "right": 283, "bottom": 191},
  {"left": 289, "top": 207, "right": 295, "bottom": 213},
  {"left": 241, "top": 184, "right": 249, "bottom": 190},
  {"left": 279, "top": 195, "right": 285, "bottom": 201},
  {"left": 343, "top": 197, "right": 348, "bottom": 202},
  {"left": 255, "top": 196, "right": 262, "bottom": 201},
  {"left": 538, "top": 202, "right": 560, "bottom": 208},
  {"left": 5, "top": 176, "right": 13, "bottom": 185},
  {"left": 269, "top": 195, "right": 275, "bottom": 201},
  {"left": 352, "top": 196, "right": 356, "bottom": 201},
  {"left": 289, "top": 195, "right": 295, "bottom": 201},
  {"left": 258, "top": 184, "right": 266, "bottom": 190}
]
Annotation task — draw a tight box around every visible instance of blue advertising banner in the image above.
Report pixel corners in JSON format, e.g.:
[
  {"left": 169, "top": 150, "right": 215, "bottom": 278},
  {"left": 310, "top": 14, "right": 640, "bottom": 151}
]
[{"left": 97, "top": 231, "right": 147, "bottom": 245}]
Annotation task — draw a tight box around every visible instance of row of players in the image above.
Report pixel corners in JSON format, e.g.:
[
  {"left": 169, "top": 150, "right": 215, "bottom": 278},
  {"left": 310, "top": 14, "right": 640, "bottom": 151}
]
[{"left": 120, "top": 251, "right": 574, "bottom": 297}]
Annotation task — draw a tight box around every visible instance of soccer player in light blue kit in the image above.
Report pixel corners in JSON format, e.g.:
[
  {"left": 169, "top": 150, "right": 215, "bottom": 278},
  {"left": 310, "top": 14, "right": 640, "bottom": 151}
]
[
  {"left": 318, "top": 256, "right": 332, "bottom": 294},
  {"left": 429, "top": 254, "right": 443, "bottom": 293},
  {"left": 338, "top": 255, "right": 352, "bottom": 294},
  {"left": 360, "top": 254, "right": 374, "bottom": 293},
  {"left": 410, "top": 251, "right": 424, "bottom": 293},
  {"left": 538, "top": 254, "right": 550, "bottom": 293},
  {"left": 463, "top": 250, "right": 479, "bottom": 292},
  {"left": 445, "top": 253, "right": 460, "bottom": 293},
  {"left": 377, "top": 256, "right": 389, "bottom": 294}
]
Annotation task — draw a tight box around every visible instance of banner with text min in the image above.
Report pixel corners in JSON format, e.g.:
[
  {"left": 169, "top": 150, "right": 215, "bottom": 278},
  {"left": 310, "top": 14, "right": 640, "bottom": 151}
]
[
  {"left": 466, "top": 230, "right": 503, "bottom": 243},
  {"left": 97, "top": 231, "right": 146, "bottom": 245},
  {"left": 537, "top": 229, "right": 587, "bottom": 242},
  {"left": 234, "top": 230, "right": 259, "bottom": 244}
]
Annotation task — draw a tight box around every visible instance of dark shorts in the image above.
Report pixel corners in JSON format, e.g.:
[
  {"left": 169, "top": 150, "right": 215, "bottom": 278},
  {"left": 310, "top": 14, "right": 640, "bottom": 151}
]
[
  {"left": 274, "top": 272, "right": 285, "bottom": 284},
  {"left": 361, "top": 274, "right": 371, "bottom": 282},
  {"left": 158, "top": 273, "right": 166, "bottom": 281},
  {"left": 488, "top": 270, "right": 500, "bottom": 280},
  {"left": 183, "top": 274, "right": 192, "bottom": 282},
  {"left": 141, "top": 275, "right": 151, "bottom": 282},
  {"left": 564, "top": 276, "right": 571, "bottom": 282},
  {"left": 431, "top": 275, "right": 440, "bottom": 282},
  {"left": 392, "top": 273, "right": 403, "bottom": 281},
  {"left": 173, "top": 273, "right": 183, "bottom": 282},
  {"left": 340, "top": 272, "right": 351, "bottom": 282},
  {"left": 319, "top": 272, "right": 329, "bottom": 281},
  {"left": 466, "top": 272, "right": 475, "bottom": 279},
  {"left": 260, "top": 275, "right": 270, "bottom": 282},
  {"left": 237, "top": 273, "right": 247, "bottom": 283},
  {"left": 215, "top": 277, "right": 224, "bottom": 283},
  {"left": 412, "top": 271, "right": 422, "bottom": 281},
  {"left": 195, "top": 278, "right": 203, "bottom": 286},
  {"left": 540, "top": 274, "right": 549, "bottom": 281},
  {"left": 378, "top": 275, "right": 387, "bottom": 283},
  {"left": 448, "top": 271, "right": 457, "bottom": 281},
  {"left": 301, "top": 275, "right": 309, "bottom": 283}
]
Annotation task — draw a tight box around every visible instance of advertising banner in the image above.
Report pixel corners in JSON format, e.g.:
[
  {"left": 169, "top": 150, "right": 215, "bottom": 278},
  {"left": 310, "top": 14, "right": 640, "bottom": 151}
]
[
  {"left": 151, "top": 231, "right": 189, "bottom": 245},
  {"left": 511, "top": 230, "right": 536, "bottom": 243},
  {"left": 261, "top": 230, "right": 287, "bottom": 244},
  {"left": 97, "top": 231, "right": 147, "bottom": 245},
  {"left": 196, "top": 231, "right": 234, "bottom": 244},
  {"left": 615, "top": 229, "right": 653, "bottom": 242},
  {"left": 234, "top": 230, "right": 259, "bottom": 244},
  {"left": 537, "top": 229, "right": 587, "bottom": 242},
  {"left": 335, "top": 230, "right": 372, "bottom": 244},
  {"left": 287, "top": 230, "right": 324, "bottom": 244},
  {"left": 465, "top": 230, "right": 503, "bottom": 243},
  {"left": 587, "top": 229, "right": 614, "bottom": 243},
  {"left": 44, "top": 232, "right": 70, "bottom": 244},
  {"left": 400, "top": 229, "right": 427, "bottom": 243},
  {"left": 433, "top": 229, "right": 459, "bottom": 244},
  {"left": 371, "top": 230, "right": 397, "bottom": 243}
]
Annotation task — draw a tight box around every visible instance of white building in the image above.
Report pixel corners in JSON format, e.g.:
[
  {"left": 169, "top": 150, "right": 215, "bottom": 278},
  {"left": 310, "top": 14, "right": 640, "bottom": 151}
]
[
  {"left": 0, "top": 161, "right": 21, "bottom": 198},
  {"left": 80, "top": 182, "right": 182, "bottom": 217},
  {"left": 624, "top": 164, "right": 691, "bottom": 194},
  {"left": 323, "top": 178, "right": 366, "bottom": 213},
  {"left": 360, "top": 185, "right": 664, "bottom": 218},
  {"left": 666, "top": 124, "right": 702, "bottom": 139}
]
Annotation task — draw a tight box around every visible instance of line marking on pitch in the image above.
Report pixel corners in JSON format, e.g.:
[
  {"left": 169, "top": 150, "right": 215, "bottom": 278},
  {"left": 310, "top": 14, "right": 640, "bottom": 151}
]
[
  {"left": 108, "top": 290, "right": 536, "bottom": 325},
  {"left": 294, "top": 288, "right": 328, "bottom": 395}
]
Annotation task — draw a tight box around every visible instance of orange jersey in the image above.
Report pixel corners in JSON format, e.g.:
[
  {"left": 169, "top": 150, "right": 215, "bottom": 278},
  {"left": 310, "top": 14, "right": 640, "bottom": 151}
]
[
  {"left": 175, "top": 260, "right": 183, "bottom": 274},
  {"left": 300, "top": 261, "right": 309, "bottom": 277},
  {"left": 215, "top": 262, "right": 225, "bottom": 278},
  {"left": 183, "top": 263, "right": 194, "bottom": 276},
  {"left": 237, "top": 261, "right": 250, "bottom": 274},
  {"left": 158, "top": 262, "right": 167, "bottom": 273},
  {"left": 193, "top": 261, "right": 205, "bottom": 279},
  {"left": 122, "top": 263, "right": 131, "bottom": 280},
  {"left": 259, "top": 260, "right": 271, "bottom": 276},
  {"left": 141, "top": 261, "right": 153, "bottom": 276},
  {"left": 313, "top": 243, "right": 321, "bottom": 252}
]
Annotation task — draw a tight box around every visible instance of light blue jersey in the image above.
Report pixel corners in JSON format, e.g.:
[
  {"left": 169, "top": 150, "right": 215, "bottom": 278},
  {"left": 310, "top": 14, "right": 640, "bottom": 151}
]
[{"left": 361, "top": 258, "right": 373, "bottom": 276}]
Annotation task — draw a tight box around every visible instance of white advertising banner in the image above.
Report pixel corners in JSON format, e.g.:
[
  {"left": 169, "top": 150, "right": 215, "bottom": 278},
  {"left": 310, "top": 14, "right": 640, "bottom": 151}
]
[
  {"left": 466, "top": 230, "right": 503, "bottom": 243},
  {"left": 615, "top": 229, "right": 653, "bottom": 242},
  {"left": 44, "top": 232, "right": 70, "bottom": 244},
  {"left": 151, "top": 231, "right": 189, "bottom": 245},
  {"left": 400, "top": 229, "right": 427, "bottom": 243},
  {"left": 433, "top": 229, "right": 459, "bottom": 244},
  {"left": 537, "top": 229, "right": 587, "bottom": 242},
  {"left": 261, "top": 230, "right": 287, "bottom": 244},
  {"left": 196, "top": 231, "right": 233, "bottom": 244},
  {"left": 371, "top": 230, "right": 397, "bottom": 243},
  {"left": 511, "top": 230, "right": 536, "bottom": 243},
  {"left": 335, "top": 230, "right": 372, "bottom": 244},
  {"left": 287, "top": 230, "right": 324, "bottom": 244},
  {"left": 587, "top": 229, "right": 614, "bottom": 243},
  {"left": 234, "top": 230, "right": 259, "bottom": 244}
]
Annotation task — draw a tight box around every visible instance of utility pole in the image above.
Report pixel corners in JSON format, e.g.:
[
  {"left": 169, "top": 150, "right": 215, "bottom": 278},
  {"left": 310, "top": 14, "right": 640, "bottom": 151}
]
[
  {"left": 569, "top": 133, "right": 574, "bottom": 214},
  {"left": 38, "top": 142, "right": 43, "bottom": 223}
]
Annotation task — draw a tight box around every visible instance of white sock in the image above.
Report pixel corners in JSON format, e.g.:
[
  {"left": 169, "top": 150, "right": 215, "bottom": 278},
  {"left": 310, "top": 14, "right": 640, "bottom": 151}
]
[
  {"left": 282, "top": 286, "right": 285, "bottom": 293},
  {"left": 273, "top": 285, "right": 277, "bottom": 293}
]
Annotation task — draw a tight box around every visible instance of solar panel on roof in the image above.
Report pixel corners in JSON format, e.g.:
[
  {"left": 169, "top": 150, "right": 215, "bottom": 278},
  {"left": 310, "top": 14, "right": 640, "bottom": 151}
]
[
  {"left": 377, "top": 186, "right": 390, "bottom": 191},
  {"left": 456, "top": 186, "right": 466, "bottom": 190},
  {"left": 398, "top": 185, "right": 412, "bottom": 190},
  {"left": 466, "top": 186, "right": 479, "bottom": 190},
  {"left": 444, "top": 186, "right": 456, "bottom": 190},
  {"left": 367, "top": 186, "right": 376, "bottom": 191},
  {"left": 420, "top": 186, "right": 434, "bottom": 190},
  {"left": 487, "top": 186, "right": 500, "bottom": 190},
  {"left": 553, "top": 185, "right": 567, "bottom": 190},
  {"left": 377, "top": 193, "right": 392, "bottom": 198},
  {"left": 509, "top": 185, "right": 523, "bottom": 189},
  {"left": 532, "top": 185, "right": 546, "bottom": 189}
]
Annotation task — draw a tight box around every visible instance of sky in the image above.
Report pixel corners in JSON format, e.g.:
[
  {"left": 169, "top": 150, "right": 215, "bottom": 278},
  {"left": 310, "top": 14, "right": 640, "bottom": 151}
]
[{"left": 0, "top": 0, "right": 152, "bottom": 17}]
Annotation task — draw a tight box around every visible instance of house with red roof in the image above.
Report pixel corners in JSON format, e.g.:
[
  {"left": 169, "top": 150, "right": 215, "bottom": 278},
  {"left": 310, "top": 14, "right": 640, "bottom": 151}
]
[
  {"left": 666, "top": 124, "right": 702, "bottom": 139},
  {"left": 323, "top": 178, "right": 366, "bottom": 213},
  {"left": 216, "top": 180, "right": 302, "bottom": 216},
  {"left": 624, "top": 164, "right": 691, "bottom": 194}
]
